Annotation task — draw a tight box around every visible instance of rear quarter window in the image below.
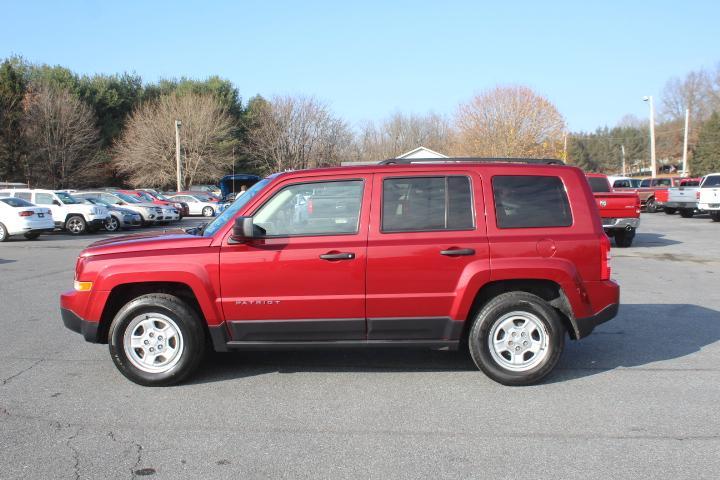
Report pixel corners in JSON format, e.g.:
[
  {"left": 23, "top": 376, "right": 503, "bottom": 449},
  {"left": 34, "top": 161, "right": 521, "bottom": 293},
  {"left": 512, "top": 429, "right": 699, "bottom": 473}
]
[{"left": 492, "top": 175, "right": 572, "bottom": 228}]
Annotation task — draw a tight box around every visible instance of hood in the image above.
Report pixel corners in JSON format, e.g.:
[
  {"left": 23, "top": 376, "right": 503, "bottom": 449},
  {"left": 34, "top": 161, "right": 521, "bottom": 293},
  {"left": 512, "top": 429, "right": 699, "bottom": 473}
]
[{"left": 81, "top": 229, "right": 212, "bottom": 257}]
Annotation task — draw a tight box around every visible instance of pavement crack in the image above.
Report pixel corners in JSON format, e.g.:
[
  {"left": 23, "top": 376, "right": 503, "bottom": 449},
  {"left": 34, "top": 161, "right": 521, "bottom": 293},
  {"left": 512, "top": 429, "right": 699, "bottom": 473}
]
[
  {"left": 130, "top": 442, "right": 143, "bottom": 479},
  {"left": 65, "top": 425, "right": 82, "bottom": 480},
  {"left": 0, "top": 359, "right": 43, "bottom": 385}
]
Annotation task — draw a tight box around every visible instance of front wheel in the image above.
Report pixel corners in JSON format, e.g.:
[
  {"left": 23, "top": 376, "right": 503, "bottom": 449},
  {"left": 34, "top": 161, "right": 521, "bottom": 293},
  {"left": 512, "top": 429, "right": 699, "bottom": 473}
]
[
  {"left": 65, "top": 215, "right": 87, "bottom": 235},
  {"left": 468, "top": 292, "right": 565, "bottom": 386},
  {"left": 202, "top": 206, "right": 214, "bottom": 217},
  {"left": 105, "top": 215, "right": 121, "bottom": 232},
  {"left": 108, "top": 294, "right": 206, "bottom": 386}
]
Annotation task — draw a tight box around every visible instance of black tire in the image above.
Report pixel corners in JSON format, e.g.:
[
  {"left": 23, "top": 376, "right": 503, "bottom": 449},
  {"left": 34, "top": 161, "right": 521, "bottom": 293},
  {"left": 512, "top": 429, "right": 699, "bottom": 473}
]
[
  {"left": 468, "top": 292, "right": 565, "bottom": 386},
  {"left": 679, "top": 209, "right": 695, "bottom": 218},
  {"left": 645, "top": 197, "right": 658, "bottom": 213},
  {"left": 712, "top": 212, "right": 720, "bottom": 222},
  {"left": 0, "top": 222, "right": 8, "bottom": 242},
  {"left": 663, "top": 208, "right": 677, "bottom": 215},
  {"left": 614, "top": 228, "right": 635, "bottom": 248},
  {"left": 23, "top": 231, "right": 41, "bottom": 240},
  {"left": 65, "top": 215, "right": 87, "bottom": 235},
  {"left": 105, "top": 215, "right": 121, "bottom": 232},
  {"left": 202, "top": 206, "right": 214, "bottom": 217},
  {"left": 108, "top": 293, "right": 206, "bottom": 386}
]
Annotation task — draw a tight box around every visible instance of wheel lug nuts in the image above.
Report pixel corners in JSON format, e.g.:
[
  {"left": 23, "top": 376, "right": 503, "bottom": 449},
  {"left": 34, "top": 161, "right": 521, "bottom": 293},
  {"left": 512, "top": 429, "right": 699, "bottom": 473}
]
[
  {"left": 149, "top": 333, "right": 154, "bottom": 338},
  {"left": 521, "top": 332, "right": 526, "bottom": 337},
  {"left": 512, "top": 332, "right": 517, "bottom": 337},
  {"left": 523, "top": 341, "right": 529, "bottom": 346},
  {"left": 149, "top": 347, "right": 155, "bottom": 352},
  {"left": 508, "top": 341, "right": 513, "bottom": 346},
  {"left": 158, "top": 336, "right": 163, "bottom": 341},
  {"left": 144, "top": 340, "right": 149, "bottom": 345},
  {"left": 515, "top": 346, "right": 521, "bottom": 351}
]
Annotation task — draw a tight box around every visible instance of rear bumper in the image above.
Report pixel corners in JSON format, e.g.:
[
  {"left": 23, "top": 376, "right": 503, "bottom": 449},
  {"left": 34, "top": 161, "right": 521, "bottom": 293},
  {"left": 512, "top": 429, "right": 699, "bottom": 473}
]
[
  {"left": 666, "top": 201, "right": 698, "bottom": 209},
  {"left": 575, "top": 303, "right": 619, "bottom": 339},
  {"left": 61, "top": 308, "right": 100, "bottom": 342},
  {"left": 601, "top": 217, "right": 640, "bottom": 229}
]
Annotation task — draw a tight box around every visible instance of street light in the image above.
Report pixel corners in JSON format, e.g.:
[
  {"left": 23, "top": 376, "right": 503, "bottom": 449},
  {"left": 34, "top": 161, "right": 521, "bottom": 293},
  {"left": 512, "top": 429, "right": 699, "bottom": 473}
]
[
  {"left": 642, "top": 96, "right": 657, "bottom": 178},
  {"left": 175, "top": 120, "right": 182, "bottom": 191}
]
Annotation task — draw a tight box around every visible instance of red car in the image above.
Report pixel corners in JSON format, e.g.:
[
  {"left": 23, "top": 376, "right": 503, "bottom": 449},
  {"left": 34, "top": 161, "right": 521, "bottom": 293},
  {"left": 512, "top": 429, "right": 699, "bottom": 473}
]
[
  {"left": 586, "top": 173, "right": 641, "bottom": 247},
  {"left": 117, "top": 190, "right": 189, "bottom": 218},
  {"left": 61, "top": 158, "right": 619, "bottom": 386}
]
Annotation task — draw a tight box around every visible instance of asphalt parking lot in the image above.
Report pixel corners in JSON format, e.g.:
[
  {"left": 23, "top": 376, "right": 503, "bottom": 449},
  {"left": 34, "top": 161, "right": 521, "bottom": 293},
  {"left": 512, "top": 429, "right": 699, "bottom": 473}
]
[{"left": 1, "top": 214, "right": 719, "bottom": 479}]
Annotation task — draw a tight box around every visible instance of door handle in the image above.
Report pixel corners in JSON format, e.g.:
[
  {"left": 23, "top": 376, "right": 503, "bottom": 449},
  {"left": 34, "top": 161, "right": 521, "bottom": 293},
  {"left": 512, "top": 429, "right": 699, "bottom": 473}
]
[
  {"left": 440, "top": 248, "right": 475, "bottom": 256},
  {"left": 319, "top": 252, "right": 355, "bottom": 260}
]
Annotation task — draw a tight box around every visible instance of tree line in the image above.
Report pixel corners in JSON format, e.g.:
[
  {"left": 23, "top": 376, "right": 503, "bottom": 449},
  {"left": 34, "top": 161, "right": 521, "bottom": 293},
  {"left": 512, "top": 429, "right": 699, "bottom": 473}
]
[{"left": 1, "top": 56, "right": 720, "bottom": 190}]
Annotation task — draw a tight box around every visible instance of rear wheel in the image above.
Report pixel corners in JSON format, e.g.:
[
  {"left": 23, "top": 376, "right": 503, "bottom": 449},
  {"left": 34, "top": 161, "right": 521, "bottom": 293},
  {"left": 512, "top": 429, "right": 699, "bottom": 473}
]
[
  {"left": 468, "top": 292, "right": 565, "bottom": 386},
  {"left": 645, "top": 197, "right": 658, "bottom": 213},
  {"left": 202, "top": 206, "right": 214, "bottom": 217},
  {"left": 663, "top": 208, "right": 677, "bottom": 215},
  {"left": 0, "top": 223, "right": 8, "bottom": 242},
  {"left": 65, "top": 215, "right": 87, "bottom": 235},
  {"left": 679, "top": 209, "right": 695, "bottom": 218},
  {"left": 23, "top": 231, "right": 41, "bottom": 240},
  {"left": 614, "top": 228, "right": 635, "bottom": 247},
  {"left": 108, "top": 294, "right": 206, "bottom": 386},
  {"left": 712, "top": 212, "right": 720, "bottom": 222}
]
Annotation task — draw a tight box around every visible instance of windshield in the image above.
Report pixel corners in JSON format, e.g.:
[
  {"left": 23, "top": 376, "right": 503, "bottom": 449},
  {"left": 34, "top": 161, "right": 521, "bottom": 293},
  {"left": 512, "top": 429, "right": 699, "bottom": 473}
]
[
  {"left": 85, "top": 196, "right": 111, "bottom": 206},
  {"left": 702, "top": 176, "right": 720, "bottom": 188},
  {"left": 587, "top": 177, "right": 610, "bottom": 193},
  {"left": 136, "top": 191, "right": 154, "bottom": 202},
  {"left": 202, "top": 178, "right": 272, "bottom": 237},
  {"left": 56, "top": 191, "right": 80, "bottom": 204},
  {"left": 116, "top": 192, "right": 141, "bottom": 203}
]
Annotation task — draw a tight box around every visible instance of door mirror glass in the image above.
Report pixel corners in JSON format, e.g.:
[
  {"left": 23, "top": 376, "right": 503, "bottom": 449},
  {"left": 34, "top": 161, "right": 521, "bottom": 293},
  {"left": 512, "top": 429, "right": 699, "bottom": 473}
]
[
  {"left": 53, "top": 200, "right": 62, "bottom": 206},
  {"left": 230, "top": 216, "right": 265, "bottom": 243}
]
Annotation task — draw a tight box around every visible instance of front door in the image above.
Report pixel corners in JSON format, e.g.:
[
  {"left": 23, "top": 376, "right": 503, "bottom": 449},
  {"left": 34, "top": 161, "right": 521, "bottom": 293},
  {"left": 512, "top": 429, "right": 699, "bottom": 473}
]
[
  {"left": 219, "top": 175, "right": 371, "bottom": 342},
  {"left": 365, "top": 171, "right": 490, "bottom": 340}
]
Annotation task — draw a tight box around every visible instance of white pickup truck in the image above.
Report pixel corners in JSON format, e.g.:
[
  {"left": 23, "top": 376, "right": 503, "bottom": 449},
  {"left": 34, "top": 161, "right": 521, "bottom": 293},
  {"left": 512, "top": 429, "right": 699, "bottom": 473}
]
[
  {"left": 663, "top": 178, "right": 702, "bottom": 218},
  {"left": 698, "top": 174, "right": 720, "bottom": 222}
]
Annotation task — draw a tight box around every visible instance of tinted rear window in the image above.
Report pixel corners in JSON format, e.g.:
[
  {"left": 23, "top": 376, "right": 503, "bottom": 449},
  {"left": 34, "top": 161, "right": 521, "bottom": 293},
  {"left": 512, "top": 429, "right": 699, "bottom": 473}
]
[
  {"left": 493, "top": 176, "right": 572, "bottom": 228},
  {"left": 587, "top": 177, "right": 610, "bottom": 193},
  {"left": 382, "top": 176, "right": 474, "bottom": 232},
  {"left": 702, "top": 176, "right": 720, "bottom": 188},
  {"left": 1, "top": 197, "right": 33, "bottom": 207}
]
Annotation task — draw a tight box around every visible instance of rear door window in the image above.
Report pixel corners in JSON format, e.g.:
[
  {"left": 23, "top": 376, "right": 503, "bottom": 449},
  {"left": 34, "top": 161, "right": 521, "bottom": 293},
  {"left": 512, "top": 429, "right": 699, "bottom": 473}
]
[
  {"left": 493, "top": 176, "right": 572, "bottom": 228},
  {"left": 35, "top": 193, "right": 54, "bottom": 205},
  {"left": 381, "top": 176, "right": 474, "bottom": 232}
]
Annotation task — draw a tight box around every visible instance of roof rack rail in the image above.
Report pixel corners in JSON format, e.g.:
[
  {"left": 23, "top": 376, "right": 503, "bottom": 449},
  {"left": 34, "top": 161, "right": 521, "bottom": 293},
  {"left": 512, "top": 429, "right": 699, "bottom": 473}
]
[{"left": 378, "top": 157, "right": 565, "bottom": 166}]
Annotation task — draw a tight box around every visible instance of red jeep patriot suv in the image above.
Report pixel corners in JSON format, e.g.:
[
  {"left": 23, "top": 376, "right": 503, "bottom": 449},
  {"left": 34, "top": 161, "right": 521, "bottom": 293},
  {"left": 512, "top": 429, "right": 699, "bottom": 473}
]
[{"left": 61, "top": 158, "right": 619, "bottom": 386}]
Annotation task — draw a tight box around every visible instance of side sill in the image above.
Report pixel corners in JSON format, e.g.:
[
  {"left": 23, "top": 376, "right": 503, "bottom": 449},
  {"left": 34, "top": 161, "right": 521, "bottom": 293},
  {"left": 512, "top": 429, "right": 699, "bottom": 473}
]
[{"left": 223, "top": 340, "right": 459, "bottom": 351}]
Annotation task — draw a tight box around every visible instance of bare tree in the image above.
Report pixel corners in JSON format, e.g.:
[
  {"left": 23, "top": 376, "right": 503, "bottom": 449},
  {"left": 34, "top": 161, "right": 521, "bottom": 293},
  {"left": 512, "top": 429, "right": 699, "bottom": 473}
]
[
  {"left": 244, "top": 95, "right": 352, "bottom": 173},
  {"left": 453, "top": 85, "right": 566, "bottom": 158},
  {"left": 660, "top": 70, "right": 712, "bottom": 123},
  {"left": 114, "top": 92, "right": 238, "bottom": 189},
  {"left": 21, "top": 82, "right": 102, "bottom": 188},
  {"left": 354, "top": 112, "right": 452, "bottom": 161}
]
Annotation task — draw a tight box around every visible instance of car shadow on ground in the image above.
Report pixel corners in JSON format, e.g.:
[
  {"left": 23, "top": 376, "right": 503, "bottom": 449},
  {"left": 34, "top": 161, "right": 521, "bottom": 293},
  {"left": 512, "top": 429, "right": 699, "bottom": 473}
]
[
  {"left": 189, "top": 304, "right": 720, "bottom": 385},
  {"left": 0, "top": 258, "right": 16, "bottom": 264},
  {"left": 633, "top": 232, "right": 682, "bottom": 247}
]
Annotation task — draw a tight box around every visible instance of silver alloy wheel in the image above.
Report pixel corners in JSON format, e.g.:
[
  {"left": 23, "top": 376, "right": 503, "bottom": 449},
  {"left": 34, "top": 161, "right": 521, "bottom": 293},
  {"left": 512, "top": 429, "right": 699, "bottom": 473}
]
[
  {"left": 66, "top": 216, "right": 85, "bottom": 234},
  {"left": 106, "top": 216, "right": 120, "bottom": 232},
  {"left": 202, "top": 206, "right": 214, "bottom": 217},
  {"left": 0, "top": 223, "right": 6, "bottom": 241},
  {"left": 488, "top": 311, "right": 549, "bottom": 372},
  {"left": 123, "top": 313, "right": 184, "bottom": 374}
]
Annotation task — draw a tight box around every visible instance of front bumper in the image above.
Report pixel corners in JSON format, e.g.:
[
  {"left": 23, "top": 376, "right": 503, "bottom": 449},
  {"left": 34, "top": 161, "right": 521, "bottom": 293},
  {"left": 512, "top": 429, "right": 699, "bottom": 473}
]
[
  {"left": 699, "top": 203, "right": 720, "bottom": 211},
  {"left": 601, "top": 217, "right": 640, "bottom": 229},
  {"left": 123, "top": 214, "right": 143, "bottom": 227},
  {"left": 88, "top": 218, "right": 107, "bottom": 228},
  {"left": 61, "top": 308, "right": 100, "bottom": 342}
]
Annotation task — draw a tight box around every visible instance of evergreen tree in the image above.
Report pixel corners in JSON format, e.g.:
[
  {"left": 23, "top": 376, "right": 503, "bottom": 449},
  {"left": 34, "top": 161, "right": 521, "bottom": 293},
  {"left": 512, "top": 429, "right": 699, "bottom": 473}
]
[{"left": 693, "top": 112, "right": 720, "bottom": 176}]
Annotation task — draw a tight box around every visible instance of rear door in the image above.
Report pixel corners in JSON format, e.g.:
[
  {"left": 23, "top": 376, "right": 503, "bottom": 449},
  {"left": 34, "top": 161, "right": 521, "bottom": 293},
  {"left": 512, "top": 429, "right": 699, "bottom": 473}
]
[
  {"left": 219, "top": 174, "right": 371, "bottom": 342},
  {"left": 365, "top": 170, "right": 489, "bottom": 340}
]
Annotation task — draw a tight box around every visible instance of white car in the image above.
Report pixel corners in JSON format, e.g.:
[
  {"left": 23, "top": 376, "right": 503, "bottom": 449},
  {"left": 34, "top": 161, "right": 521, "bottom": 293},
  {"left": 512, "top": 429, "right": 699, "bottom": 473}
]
[
  {"left": 159, "top": 205, "right": 180, "bottom": 222},
  {"left": 76, "top": 191, "right": 164, "bottom": 226},
  {"left": 698, "top": 174, "right": 720, "bottom": 222},
  {"left": 0, "top": 197, "right": 54, "bottom": 241},
  {"left": 0, "top": 189, "right": 109, "bottom": 235},
  {"left": 168, "top": 194, "right": 217, "bottom": 217}
]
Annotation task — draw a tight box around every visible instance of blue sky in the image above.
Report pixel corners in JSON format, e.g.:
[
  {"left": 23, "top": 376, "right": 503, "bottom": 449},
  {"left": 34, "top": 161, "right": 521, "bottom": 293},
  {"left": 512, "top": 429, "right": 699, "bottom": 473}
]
[{"left": 1, "top": 0, "right": 718, "bottom": 132}]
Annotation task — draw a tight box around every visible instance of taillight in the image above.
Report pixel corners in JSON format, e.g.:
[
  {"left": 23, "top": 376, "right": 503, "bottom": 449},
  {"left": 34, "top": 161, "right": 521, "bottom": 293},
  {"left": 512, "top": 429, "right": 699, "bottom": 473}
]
[
  {"left": 307, "top": 199, "right": 314, "bottom": 214},
  {"left": 18, "top": 210, "right": 34, "bottom": 217},
  {"left": 600, "top": 234, "right": 612, "bottom": 280},
  {"left": 696, "top": 191, "right": 700, "bottom": 200}
]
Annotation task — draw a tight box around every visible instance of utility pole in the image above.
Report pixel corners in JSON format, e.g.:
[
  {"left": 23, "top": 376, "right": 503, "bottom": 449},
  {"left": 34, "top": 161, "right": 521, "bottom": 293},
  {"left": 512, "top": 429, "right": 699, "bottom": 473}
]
[
  {"left": 643, "top": 96, "right": 657, "bottom": 178},
  {"left": 621, "top": 144, "right": 626, "bottom": 176},
  {"left": 563, "top": 132, "right": 568, "bottom": 162},
  {"left": 682, "top": 108, "right": 689, "bottom": 176},
  {"left": 175, "top": 120, "right": 182, "bottom": 191}
]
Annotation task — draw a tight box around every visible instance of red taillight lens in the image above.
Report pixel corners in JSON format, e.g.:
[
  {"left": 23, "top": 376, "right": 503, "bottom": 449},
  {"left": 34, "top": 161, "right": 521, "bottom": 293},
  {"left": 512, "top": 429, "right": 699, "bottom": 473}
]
[
  {"left": 696, "top": 191, "right": 700, "bottom": 200},
  {"left": 18, "top": 210, "right": 34, "bottom": 217},
  {"left": 600, "top": 234, "right": 612, "bottom": 280},
  {"left": 307, "top": 199, "right": 314, "bottom": 214}
]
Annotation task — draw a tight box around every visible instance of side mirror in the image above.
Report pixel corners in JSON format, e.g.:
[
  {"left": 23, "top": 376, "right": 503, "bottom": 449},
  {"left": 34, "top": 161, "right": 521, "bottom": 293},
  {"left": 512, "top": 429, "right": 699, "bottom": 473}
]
[
  {"left": 53, "top": 200, "right": 61, "bottom": 206},
  {"left": 229, "top": 217, "right": 264, "bottom": 243}
]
